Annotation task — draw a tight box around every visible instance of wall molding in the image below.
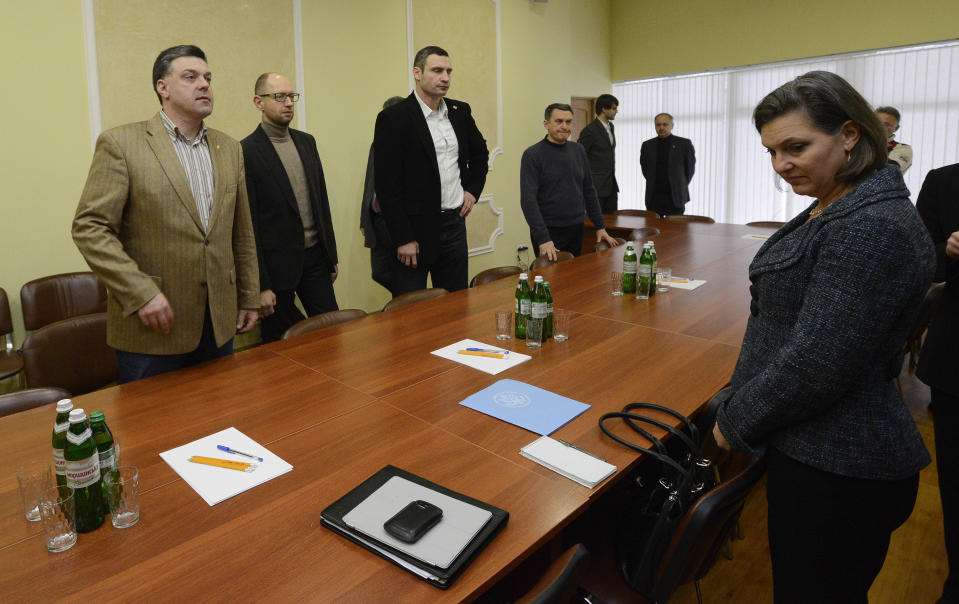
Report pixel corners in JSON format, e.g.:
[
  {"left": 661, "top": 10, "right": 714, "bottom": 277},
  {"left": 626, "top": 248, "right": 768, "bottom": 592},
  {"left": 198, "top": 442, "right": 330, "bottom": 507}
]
[
  {"left": 293, "top": 0, "right": 306, "bottom": 132},
  {"left": 468, "top": 194, "right": 503, "bottom": 257},
  {"left": 81, "top": 0, "right": 101, "bottom": 146}
]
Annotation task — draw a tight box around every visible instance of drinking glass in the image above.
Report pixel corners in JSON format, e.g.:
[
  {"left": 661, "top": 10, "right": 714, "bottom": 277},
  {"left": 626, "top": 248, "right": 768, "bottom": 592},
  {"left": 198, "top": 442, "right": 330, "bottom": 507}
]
[
  {"left": 494, "top": 310, "right": 513, "bottom": 340},
  {"left": 526, "top": 318, "right": 544, "bottom": 349},
  {"left": 552, "top": 309, "right": 570, "bottom": 342},
  {"left": 104, "top": 466, "right": 140, "bottom": 529},
  {"left": 17, "top": 460, "right": 52, "bottom": 522},
  {"left": 610, "top": 272, "right": 623, "bottom": 296},
  {"left": 636, "top": 277, "right": 651, "bottom": 300},
  {"left": 38, "top": 485, "right": 77, "bottom": 552},
  {"left": 657, "top": 267, "right": 672, "bottom": 292}
]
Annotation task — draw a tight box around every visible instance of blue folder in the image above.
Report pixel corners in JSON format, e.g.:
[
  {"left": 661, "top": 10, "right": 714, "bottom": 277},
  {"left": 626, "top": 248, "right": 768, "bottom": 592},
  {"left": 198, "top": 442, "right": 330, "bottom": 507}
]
[{"left": 458, "top": 379, "right": 590, "bottom": 435}]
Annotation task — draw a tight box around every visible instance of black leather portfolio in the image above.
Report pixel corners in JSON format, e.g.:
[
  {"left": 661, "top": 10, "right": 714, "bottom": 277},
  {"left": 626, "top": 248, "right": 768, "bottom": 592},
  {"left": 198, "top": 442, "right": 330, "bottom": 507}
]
[{"left": 320, "top": 465, "right": 509, "bottom": 589}]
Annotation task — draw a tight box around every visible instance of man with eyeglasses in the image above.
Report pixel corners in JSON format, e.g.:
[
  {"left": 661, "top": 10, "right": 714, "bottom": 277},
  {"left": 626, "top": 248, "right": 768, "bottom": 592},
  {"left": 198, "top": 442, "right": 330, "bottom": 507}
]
[
  {"left": 241, "top": 72, "right": 339, "bottom": 342},
  {"left": 73, "top": 45, "right": 259, "bottom": 383}
]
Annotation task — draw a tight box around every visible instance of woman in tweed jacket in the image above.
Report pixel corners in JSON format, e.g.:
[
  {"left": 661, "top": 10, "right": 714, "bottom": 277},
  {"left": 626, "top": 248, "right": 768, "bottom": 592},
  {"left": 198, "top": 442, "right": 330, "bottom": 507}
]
[{"left": 713, "top": 71, "right": 935, "bottom": 603}]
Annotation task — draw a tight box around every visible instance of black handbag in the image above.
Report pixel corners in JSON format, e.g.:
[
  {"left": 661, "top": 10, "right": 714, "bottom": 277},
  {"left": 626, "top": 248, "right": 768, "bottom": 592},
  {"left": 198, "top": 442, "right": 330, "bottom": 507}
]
[{"left": 598, "top": 402, "right": 717, "bottom": 597}]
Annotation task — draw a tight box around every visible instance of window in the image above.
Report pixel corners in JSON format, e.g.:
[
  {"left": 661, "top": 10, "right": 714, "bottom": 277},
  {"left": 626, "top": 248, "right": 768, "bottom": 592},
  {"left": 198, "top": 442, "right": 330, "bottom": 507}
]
[{"left": 613, "top": 41, "right": 959, "bottom": 223}]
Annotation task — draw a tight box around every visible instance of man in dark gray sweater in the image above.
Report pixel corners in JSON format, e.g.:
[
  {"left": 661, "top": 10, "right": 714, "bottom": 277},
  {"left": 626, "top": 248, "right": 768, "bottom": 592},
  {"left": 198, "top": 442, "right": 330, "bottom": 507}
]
[{"left": 520, "top": 103, "right": 618, "bottom": 260}]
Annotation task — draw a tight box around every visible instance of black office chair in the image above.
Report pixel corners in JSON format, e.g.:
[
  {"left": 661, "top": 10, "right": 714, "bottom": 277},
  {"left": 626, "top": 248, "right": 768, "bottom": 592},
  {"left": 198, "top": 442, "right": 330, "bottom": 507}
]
[
  {"left": 621, "top": 450, "right": 766, "bottom": 604},
  {"left": 516, "top": 543, "right": 592, "bottom": 604}
]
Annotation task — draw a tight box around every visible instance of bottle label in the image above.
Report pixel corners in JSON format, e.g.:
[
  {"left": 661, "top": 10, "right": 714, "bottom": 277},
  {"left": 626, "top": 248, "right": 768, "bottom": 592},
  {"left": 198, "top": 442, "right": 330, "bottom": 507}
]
[
  {"left": 640, "top": 265, "right": 653, "bottom": 277},
  {"left": 98, "top": 448, "right": 116, "bottom": 473},
  {"left": 66, "top": 428, "right": 92, "bottom": 445},
  {"left": 547, "top": 302, "right": 553, "bottom": 314},
  {"left": 623, "top": 260, "right": 637, "bottom": 273},
  {"left": 54, "top": 421, "right": 69, "bottom": 434},
  {"left": 53, "top": 447, "right": 66, "bottom": 476},
  {"left": 532, "top": 301, "right": 547, "bottom": 319},
  {"left": 520, "top": 299, "right": 531, "bottom": 316},
  {"left": 65, "top": 454, "right": 101, "bottom": 489}
]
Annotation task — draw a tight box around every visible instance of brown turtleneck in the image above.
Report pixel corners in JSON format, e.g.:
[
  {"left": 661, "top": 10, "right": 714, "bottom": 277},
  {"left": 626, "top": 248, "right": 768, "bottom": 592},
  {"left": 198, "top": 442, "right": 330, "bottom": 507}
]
[{"left": 261, "top": 119, "right": 318, "bottom": 248}]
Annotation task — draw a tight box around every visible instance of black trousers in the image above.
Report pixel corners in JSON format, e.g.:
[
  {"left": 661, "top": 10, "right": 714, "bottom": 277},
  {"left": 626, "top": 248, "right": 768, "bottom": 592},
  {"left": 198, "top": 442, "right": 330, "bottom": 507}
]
[
  {"left": 646, "top": 192, "right": 683, "bottom": 218},
  {"left": 261, "top": 244, "right": 338, "bottom": 343},
  {"left": 765, "top": 447, "right": 919, "bottom": 604},
  {"left": 390, "top": 212, "right": 468, "bottom": 297},
  {"left": 933, "top": 388, "right": 959, "bottom": 603},
  {"left": 532, "top": 223, "right": 584, "bottom": 258},
  {"left": 598, "top": 192, "right": 618, "bottom": 214},
  {"left": 116, "top": 304, "right": 232, "bottom": 383}
]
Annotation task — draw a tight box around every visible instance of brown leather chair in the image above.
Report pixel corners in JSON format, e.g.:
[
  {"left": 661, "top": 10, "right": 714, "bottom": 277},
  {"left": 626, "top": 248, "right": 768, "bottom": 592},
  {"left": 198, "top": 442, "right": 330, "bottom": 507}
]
[
  {"left": 531, "top": 251, "right": 575, "bottom": 269},
  {"left": 0, "top": 387, "right": 70, "bottom": 418},
  {"left": 0, "top": 287, "right": 24, "bottom": 385},
  {"left": 20, "top": 272, "right": 107, "bottom": 331},
  {"left": 630, "top": 227, "right": 661, "bottom": 240},
  {"left": 746, "top": 221, "right": 785, "bottom": 228},
  {"left": 471, "top": 266, "right": 521, "bottom": 287},
  {"left": 21, "top": 313, "right": 117, "bottom": 395},
  {"left": 383, "top": 288, "right": 448, "bottom": 311},
  {"left": 615, "top": 209, "right": 659, "bottom": 219},
  {"left": 593, "top": 237, "right": 627, "bottom": 252},
  {"left": 666, "top": 214, "right": 715, "bottom": 224},
  {"left": 900, "top": 282, "right": 945, "bottom": 390},
  {"left": 282, "top": 309, "right": 368, "bottom": 340}
]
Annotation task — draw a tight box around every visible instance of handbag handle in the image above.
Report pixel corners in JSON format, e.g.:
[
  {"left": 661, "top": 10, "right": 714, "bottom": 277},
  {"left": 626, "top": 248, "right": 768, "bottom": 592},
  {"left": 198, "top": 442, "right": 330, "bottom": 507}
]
[
  {"left": 599, "top": 411, "right": 689, "bottom": 478},
  {"left": 622, "top": 401, "right": 701, "bottom": 445}
]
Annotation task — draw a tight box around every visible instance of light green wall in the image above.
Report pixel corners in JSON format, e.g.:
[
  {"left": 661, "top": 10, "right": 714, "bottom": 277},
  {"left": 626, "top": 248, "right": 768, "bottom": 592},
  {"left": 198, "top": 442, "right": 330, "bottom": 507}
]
[
  {"left": 0, "top": 2, "right": 92, "bottom": 341},
  {"left": 612, "top": 0, "right": 959, "bottom": 80},
  {"left": 0, "top": 0, "right": 613, "bottom": 349}
]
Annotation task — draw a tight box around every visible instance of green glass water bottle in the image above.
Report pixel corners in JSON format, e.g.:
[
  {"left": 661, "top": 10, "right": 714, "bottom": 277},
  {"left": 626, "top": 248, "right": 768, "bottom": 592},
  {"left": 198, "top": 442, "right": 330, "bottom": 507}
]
[
  {"left": 622, "top": 242, "right": 637, "bottom": 293},
  {"left": 543, "top": 281, "right": 554, "bottom": 339},
  {"left": 515, "top": 273, "right": 531, "bottom": 338},
  {"left": 90, "top": 410, "right": 116, "bottom": 508},
  {"left": 51, "top": 398, "right": 73, "bottom": 488},
  {"left": 64, "top": 408, "right": 105, "bottom": 532},
  {"left": 531, "top": 276, "right": 547, "bottom": 342},
  {"left": 649, "top": 242, "right": 658, "bottom": 295},
  {"left": 638, "top": 244, "right": 653, "bottom": 300}
]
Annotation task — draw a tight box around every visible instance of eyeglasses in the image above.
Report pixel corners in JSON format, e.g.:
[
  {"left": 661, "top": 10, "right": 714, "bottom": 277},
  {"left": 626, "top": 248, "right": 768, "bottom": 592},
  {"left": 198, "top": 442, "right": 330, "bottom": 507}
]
[{"left": 258, "top": 93, "right": 300, "bottom": 103}]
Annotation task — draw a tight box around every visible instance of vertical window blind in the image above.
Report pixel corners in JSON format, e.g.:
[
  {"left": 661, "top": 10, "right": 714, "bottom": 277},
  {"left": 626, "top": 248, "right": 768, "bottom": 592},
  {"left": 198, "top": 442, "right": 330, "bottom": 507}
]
[{"left": 612, "top": 41, "right": 959, "bottom": 224}]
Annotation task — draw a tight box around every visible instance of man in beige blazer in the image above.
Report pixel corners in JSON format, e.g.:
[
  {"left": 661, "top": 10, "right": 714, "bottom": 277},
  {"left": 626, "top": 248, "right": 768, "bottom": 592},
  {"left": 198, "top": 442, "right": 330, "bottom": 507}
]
[{"left": 73, "top": 45, "right": 259, "bottom": 383}]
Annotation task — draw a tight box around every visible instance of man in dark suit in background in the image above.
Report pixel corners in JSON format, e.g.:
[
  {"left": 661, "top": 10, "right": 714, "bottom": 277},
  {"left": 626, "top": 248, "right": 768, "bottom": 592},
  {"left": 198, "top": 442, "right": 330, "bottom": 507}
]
[
  {"left": 640, "top": 112, "right": 696, "bottom": 217},
  {"left": 360, "top": 95, "right": 405, "bottom": 292},
  {"left": 577, "top": 93, "right": 619, "bottom": 213},
  {"left": 373, "top": 45, "right": 489, "bottom": 297},
  {"left": 241, "top": 72, "right": 339, "bottom": 342},
  {"left": 916, "top": 163, "right": 959, "bottom": 604}
]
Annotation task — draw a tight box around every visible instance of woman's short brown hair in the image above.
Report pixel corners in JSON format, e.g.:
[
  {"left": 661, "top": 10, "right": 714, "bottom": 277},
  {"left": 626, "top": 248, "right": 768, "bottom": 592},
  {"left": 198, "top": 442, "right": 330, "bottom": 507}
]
[{"left": 753, "top": 71, "right": 888, "bottom": 183}]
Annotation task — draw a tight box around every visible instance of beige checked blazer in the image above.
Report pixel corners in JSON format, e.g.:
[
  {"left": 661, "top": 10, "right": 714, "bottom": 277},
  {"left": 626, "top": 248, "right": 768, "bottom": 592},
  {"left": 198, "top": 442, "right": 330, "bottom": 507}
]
[{"left": 72, "top": 112, "right": 259, "bottom": 355}]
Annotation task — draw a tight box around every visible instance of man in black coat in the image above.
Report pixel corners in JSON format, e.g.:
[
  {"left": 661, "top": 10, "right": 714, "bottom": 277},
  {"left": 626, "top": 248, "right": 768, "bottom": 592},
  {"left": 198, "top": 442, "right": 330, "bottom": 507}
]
[
  {"left": 241, "top": 72, "right": 339, "bottom": 342},
  {"left": 373, "top": 46, "right": 488, "bottom": 297},
  {"left": 916, "top": 163, "right": 959, "bottom": 604},
  {"left": 640, "top": 113, "right": 696, "bottom": 217},
  {"left": 577, "top": 93, "right": 619, "bottom": 213}
]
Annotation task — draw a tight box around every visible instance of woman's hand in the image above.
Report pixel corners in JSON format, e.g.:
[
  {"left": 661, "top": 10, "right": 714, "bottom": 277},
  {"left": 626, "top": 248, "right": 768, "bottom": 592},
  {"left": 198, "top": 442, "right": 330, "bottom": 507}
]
[{"left": 713, "top": 423, "right": 732, "bottom": 450}]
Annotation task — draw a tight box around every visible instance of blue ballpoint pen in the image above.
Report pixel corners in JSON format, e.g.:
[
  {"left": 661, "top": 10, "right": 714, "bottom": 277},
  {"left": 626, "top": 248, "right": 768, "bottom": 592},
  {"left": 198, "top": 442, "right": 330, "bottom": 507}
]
[
  {"left": 217, "top": 445, "right": 264, "bottom": 462},
  {"left": 465, "top": 347, "right": 509, "bottom": 355}
]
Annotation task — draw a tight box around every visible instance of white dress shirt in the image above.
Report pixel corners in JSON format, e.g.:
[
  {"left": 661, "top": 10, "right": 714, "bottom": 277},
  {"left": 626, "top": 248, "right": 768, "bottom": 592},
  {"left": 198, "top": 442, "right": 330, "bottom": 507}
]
[{"left": 416, "top": 94, "right": 464, "bottom": 211}]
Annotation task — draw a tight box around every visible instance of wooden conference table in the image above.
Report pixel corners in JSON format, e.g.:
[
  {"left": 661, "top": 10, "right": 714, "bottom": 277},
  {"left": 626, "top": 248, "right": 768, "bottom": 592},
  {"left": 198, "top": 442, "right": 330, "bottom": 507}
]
[{"left": 0, "top": 217, "right": 777, "bottom": 602}]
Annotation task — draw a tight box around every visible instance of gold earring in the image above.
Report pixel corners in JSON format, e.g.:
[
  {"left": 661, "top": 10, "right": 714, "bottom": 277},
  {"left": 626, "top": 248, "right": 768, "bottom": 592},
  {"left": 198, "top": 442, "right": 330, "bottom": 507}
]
[{"left": 846, "top": 151, "right": 851, "bottom": 163}]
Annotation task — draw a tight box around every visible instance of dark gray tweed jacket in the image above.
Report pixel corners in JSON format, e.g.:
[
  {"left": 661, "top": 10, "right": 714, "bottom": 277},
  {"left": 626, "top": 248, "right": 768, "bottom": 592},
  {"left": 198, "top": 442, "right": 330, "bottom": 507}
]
[{"left": 716, "top": 165, "right": 935, "bottom": 480}]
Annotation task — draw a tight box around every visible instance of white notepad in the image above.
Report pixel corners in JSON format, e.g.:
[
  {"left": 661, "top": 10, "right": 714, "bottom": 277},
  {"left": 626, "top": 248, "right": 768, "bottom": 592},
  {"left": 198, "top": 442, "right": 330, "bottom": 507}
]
[
  {"left": 342, "top": 476, "right": 492, "bottom": 569},
  {"left": 431, "top": 339, "right": 531, "bottom": 375},
  {"left": 159, "top": 427, "right": 293, "bottom": 506},
  {"left": 520, "top": 436, "right": 617, "bottom": 488}
]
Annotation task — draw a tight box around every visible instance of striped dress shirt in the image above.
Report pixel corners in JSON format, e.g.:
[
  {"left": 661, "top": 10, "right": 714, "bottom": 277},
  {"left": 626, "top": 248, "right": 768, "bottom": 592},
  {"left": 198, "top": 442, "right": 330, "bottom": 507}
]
[{"left": 159, "top": 110, "right": 215, "bottom": 230}]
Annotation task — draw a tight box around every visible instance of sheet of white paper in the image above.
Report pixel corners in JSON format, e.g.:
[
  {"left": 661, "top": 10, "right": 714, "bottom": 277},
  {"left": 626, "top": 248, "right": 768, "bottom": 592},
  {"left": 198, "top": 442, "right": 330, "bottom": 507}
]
[
  {"left": 159, "top": 427, "right": 293, "bottom": 506},
  {"left": 662, "top": 277, "right": 707, "bottom": 290},
  {"left": 431, "top": 339, "right": 531, "bottom": 375},
  {"left": 520, "top": 436, "right": 617, "bottom": 488},
  {"left": 342, "top": 476, "right": 492, "bottom": 569},
  {"left": 741, "top": 234, "right": 770, "bottom": 241}
]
